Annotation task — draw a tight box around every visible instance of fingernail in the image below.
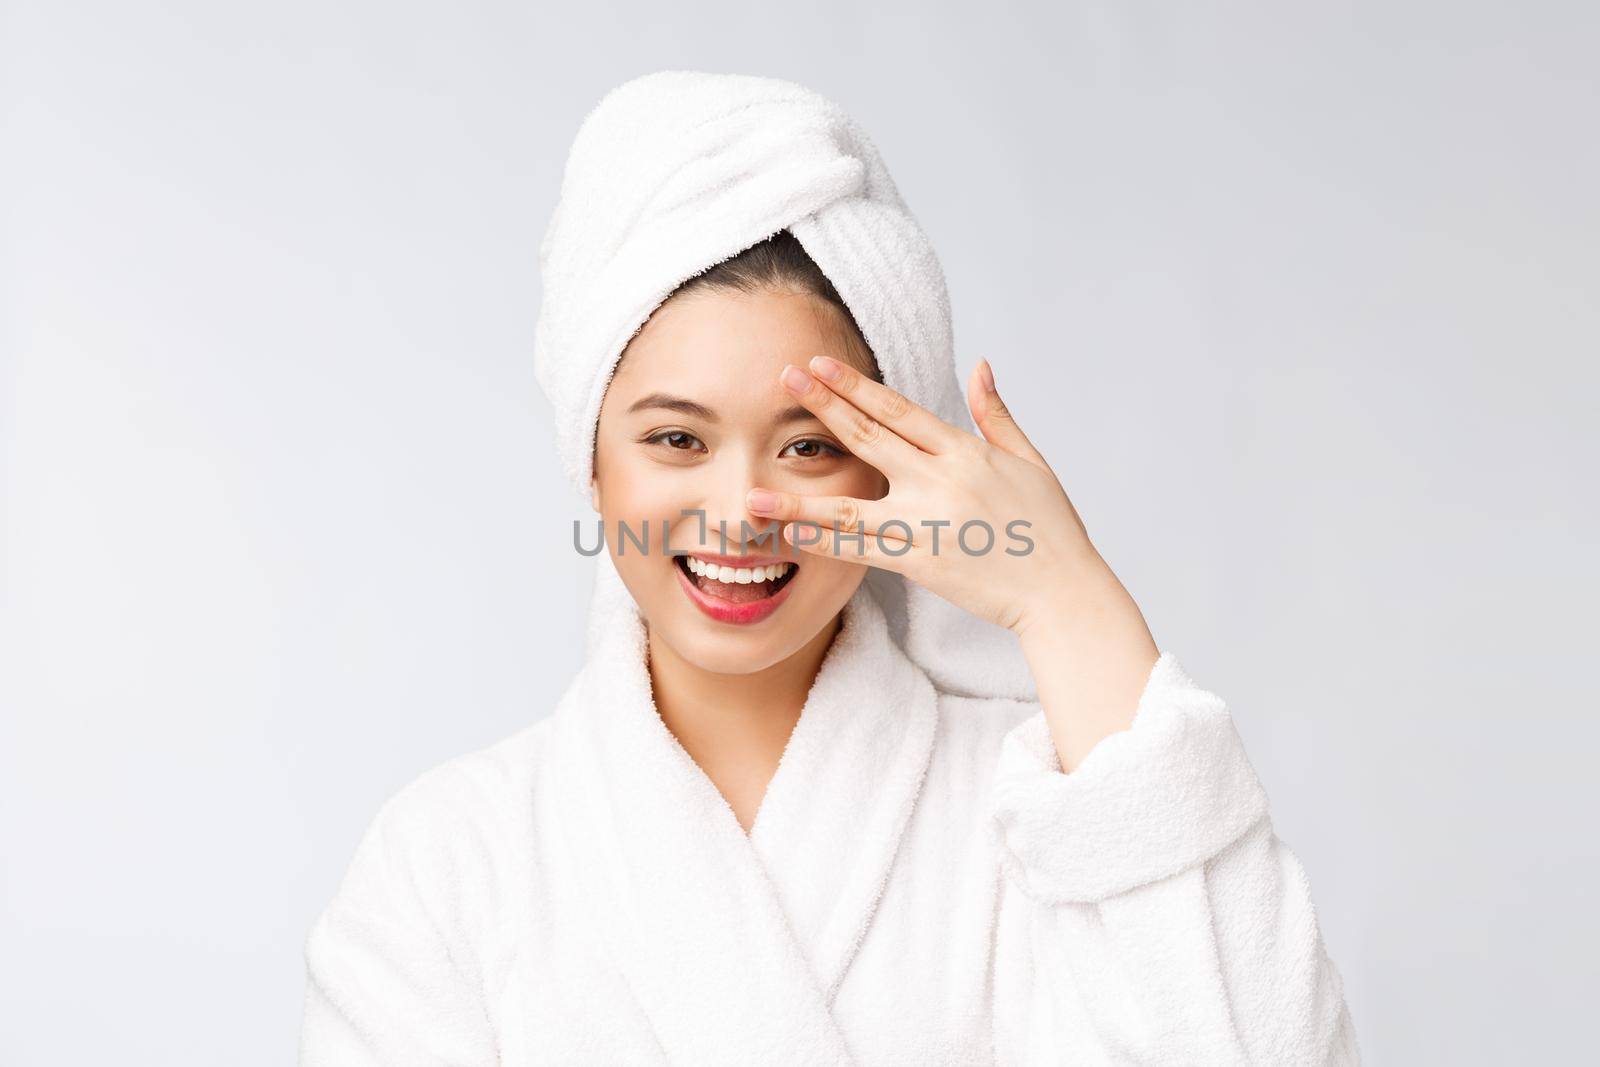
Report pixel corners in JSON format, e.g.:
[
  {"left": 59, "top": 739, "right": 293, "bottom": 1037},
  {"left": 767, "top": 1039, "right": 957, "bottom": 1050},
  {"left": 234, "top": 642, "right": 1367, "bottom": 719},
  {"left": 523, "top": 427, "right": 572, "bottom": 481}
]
[
  {"left": 810, "top": 355, "right": 843, "bottom": 381},
  {"left": 747, "top": 488, "right": 778, "bottom": 512},
  {"left": 979, "top": 359, "right": 996, "bottom": 393},
  {"left": 781, "top": 365, "right": 812, "bottom": 393}
]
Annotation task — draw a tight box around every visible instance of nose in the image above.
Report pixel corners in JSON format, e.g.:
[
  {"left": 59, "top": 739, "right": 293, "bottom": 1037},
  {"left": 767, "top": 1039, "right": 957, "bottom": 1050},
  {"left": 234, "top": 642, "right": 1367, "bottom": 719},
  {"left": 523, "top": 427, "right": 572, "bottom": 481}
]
[{"left": 693, "top": 452, "right": 784, "bottom": 554}]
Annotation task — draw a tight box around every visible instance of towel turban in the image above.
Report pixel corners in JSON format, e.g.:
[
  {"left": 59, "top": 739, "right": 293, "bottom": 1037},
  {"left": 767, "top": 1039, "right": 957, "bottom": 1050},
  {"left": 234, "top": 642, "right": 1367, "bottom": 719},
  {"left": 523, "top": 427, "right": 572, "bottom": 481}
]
[{"left": 534, "top": 70, "right": 1037, "bottom": 703}]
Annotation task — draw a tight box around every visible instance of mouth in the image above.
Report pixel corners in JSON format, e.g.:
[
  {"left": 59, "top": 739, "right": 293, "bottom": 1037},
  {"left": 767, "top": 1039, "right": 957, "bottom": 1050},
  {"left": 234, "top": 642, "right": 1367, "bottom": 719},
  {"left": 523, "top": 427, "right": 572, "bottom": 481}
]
[{"left": 672, "top": 552, "right": 801, "bottom": 625}]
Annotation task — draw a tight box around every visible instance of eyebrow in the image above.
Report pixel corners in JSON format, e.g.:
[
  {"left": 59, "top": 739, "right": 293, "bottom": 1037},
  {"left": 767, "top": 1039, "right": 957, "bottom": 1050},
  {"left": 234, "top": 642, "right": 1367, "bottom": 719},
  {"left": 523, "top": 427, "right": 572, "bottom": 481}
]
[{"left": 625, "top": 393, "right": 818, "bottom": 427}]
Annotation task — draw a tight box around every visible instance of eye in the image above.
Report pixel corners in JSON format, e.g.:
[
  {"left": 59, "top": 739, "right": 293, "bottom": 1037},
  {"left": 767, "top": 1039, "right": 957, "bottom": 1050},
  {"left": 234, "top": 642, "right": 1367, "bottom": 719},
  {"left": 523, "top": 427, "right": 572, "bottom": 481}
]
[
  {"left": 643, "top": 429, "right": 706, "bottom": 452},
  {"left": 780, "top": 437, "right": 847, "bottom": 460}
]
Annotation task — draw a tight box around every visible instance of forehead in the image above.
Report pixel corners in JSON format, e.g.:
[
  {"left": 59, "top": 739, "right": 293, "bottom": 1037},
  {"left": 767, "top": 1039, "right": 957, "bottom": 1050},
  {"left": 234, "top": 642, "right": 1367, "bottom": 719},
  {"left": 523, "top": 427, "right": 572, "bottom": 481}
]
[{"left": 606, "top": 287, "right": 874, "bottom": 404}]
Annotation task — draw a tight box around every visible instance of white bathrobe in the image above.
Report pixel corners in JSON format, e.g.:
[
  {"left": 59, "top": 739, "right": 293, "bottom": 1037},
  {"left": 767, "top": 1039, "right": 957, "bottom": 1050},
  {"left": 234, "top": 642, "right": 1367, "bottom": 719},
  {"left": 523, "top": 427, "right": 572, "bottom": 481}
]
[{"left": 299, "top": 580, "right": 1361, "bottom": 1066}]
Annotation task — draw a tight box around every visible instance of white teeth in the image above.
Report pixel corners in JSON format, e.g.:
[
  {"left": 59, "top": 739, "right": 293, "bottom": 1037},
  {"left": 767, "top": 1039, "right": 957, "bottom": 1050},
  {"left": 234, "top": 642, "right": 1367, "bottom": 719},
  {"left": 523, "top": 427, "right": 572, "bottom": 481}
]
[{"left": 683, "top": 555, "right": 793, "bottom": 583}]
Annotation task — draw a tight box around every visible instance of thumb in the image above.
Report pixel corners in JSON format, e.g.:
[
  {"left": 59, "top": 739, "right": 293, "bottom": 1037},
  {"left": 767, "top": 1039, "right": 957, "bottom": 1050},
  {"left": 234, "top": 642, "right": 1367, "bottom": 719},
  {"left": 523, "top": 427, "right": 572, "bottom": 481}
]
[{"left": 969, "top": 359, "right": 1047, "bottom": 468}]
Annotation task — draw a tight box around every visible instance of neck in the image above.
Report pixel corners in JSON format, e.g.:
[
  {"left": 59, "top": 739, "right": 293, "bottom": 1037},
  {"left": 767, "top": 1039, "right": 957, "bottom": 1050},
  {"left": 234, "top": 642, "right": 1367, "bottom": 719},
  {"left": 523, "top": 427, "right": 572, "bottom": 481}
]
[{"left": 644, "top": 612, "right": 844, "bottom": 833}]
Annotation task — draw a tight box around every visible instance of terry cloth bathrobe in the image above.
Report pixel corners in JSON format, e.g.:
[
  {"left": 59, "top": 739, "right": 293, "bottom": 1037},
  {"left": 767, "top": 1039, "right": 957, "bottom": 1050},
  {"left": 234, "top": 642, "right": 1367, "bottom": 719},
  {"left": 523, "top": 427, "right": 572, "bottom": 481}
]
[{"left": 299, "top": 71, "right": 1362, "bottom": 1066}]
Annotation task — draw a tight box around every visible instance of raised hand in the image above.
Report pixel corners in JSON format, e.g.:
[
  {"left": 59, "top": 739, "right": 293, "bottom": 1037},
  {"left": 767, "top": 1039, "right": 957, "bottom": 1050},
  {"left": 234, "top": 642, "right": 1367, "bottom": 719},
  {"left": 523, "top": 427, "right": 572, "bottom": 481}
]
[
  {"left": 748, "top": 355, "right": 1095, "bottom": 636},
  {"left": 749, "top": 354, "right": 1160, "bottom": 772}
]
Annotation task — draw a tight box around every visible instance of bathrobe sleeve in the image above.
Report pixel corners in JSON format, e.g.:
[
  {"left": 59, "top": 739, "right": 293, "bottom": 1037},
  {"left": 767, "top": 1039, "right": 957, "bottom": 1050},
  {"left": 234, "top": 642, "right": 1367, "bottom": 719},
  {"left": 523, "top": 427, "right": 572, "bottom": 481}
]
[
  {"left": 300, "top": 764, "right": 501, "bottom": 1067},
  {"left": 988, "top": 652, "right": 1362, "bottom": 1066}
]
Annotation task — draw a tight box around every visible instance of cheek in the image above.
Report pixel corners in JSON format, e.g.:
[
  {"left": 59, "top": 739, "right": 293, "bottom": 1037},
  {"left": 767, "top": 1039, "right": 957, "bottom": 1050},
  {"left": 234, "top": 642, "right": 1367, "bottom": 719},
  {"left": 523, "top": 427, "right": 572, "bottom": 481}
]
[
  {"left": 593, "top": 456, "right": 685, "bottom": 588},
  {"left": 596, "top": 459, "right": 681, "bottom": 525},
  {"left": 830, "top": 463, "right": 890, "bottom": 503}
]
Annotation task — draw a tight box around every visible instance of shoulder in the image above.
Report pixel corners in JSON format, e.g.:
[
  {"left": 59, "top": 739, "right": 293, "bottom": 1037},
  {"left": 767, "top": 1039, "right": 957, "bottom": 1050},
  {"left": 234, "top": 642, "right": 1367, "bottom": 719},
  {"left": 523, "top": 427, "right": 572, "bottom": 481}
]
[
  {"left": 934, "top": 689, "right": 1042, "bottom": 742},
  {"left": 929, "top": 650, "right": 1215, "bottom": 757},
  {"left": 357, "top": 719, "right": 554, "bottom": 860},
  {"left": 320, "top": 718, "right": 558, "bottom": 928},
  {"left": 304, "top": 722, "right": 562, "bottom": 1032},
  {"left": 927, "top": 689, "right": 1044, "bottom": 779}
]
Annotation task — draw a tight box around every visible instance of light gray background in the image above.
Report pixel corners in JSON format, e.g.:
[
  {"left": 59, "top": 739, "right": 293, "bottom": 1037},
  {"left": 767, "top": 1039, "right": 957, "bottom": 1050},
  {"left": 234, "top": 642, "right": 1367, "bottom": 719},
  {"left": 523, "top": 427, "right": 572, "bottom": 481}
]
[{"left": 3, "top": 1, "right": 1594, "bottom": 1063}]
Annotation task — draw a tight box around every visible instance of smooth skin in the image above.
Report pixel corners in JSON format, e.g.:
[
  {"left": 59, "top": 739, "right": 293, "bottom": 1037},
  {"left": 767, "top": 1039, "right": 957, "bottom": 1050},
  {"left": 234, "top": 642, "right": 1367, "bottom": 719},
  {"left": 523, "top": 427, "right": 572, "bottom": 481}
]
[
  {"left": 750, "top": 354, "right": 1162, "bottom": 774},
  {"left": 591, "top": 287, "right": 889, "bottom": 831}
]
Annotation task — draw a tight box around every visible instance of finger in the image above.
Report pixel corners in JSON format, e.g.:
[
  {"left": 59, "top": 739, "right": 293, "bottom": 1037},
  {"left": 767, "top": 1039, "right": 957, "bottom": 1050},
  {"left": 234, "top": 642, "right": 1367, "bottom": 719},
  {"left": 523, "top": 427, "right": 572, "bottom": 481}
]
[
  {"left": 779, "top": 518, "right": 915, "bottom": 574},
  {"left": 746, "top": 486, "right": 903, "bottom": 544},
  {"left": 806, "top": 354, "right": 969, "bottom": 456},
  {"left": 967, "top": 358, "right": 1048, "bottom": 469},
  {"left": 780, "top": 364, "right": 922, "bottom": 478}
]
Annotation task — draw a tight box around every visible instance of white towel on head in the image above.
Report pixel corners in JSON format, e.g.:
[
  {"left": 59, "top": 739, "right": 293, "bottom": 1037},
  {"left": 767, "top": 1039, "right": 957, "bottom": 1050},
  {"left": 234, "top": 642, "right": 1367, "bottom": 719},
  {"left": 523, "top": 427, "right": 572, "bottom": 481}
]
[{"left": 534, "top": 69, "right": 1037, "bottom": 702}]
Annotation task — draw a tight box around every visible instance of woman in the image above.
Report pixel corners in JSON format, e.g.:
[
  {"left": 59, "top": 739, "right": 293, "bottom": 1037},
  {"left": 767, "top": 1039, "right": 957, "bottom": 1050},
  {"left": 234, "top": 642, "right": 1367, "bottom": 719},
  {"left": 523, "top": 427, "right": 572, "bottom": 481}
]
[{"left": 300, "top": 71, "right": 1361, "bottom": 1066}]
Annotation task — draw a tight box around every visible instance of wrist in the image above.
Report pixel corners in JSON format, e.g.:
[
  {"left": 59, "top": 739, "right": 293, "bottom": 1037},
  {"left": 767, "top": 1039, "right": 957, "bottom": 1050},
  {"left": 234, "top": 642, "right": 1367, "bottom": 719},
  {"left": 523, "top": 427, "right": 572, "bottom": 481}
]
[
  {"left": 1013, "top": 554, "right": 1156, "bottom": 667},
  {"left": 1010, "top": 546, "right": 1116, "bottom": 641}
]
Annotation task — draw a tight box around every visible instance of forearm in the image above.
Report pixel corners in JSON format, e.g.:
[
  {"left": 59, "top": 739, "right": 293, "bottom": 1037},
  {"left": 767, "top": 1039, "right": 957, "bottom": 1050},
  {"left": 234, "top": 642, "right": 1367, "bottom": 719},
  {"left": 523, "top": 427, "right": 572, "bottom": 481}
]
[{"left": 1013, "top": 550, "right": 1161, "bottom": 774}]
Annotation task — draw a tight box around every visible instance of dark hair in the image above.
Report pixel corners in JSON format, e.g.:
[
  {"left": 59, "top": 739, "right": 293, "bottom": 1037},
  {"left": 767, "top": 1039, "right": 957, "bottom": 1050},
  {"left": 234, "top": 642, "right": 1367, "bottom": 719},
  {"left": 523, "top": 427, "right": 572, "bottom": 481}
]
[{"left": 668, "top": 229, "right": 883, "bottom": 381}]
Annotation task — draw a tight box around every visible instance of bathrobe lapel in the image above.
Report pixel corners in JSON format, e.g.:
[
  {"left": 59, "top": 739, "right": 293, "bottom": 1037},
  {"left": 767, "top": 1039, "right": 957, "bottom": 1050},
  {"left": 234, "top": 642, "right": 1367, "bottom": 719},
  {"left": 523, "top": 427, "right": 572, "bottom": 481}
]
[{"left": 547, "top": 582, "right": 939, "bottom": 1066}]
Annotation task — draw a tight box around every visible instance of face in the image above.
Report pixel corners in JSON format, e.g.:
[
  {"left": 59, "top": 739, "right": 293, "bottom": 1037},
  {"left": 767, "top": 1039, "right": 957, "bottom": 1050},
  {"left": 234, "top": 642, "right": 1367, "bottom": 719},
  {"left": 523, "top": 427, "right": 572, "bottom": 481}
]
[{"left": 591, "top": 286, "right": 888, "bottom": 675}]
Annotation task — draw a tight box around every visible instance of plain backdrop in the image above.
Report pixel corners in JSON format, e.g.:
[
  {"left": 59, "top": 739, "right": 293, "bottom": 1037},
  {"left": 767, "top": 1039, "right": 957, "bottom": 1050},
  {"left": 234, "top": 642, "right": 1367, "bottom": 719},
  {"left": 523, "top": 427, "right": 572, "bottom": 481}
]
[{"left": 3, "top": 1, "right": 1595, "bottom": 1063}]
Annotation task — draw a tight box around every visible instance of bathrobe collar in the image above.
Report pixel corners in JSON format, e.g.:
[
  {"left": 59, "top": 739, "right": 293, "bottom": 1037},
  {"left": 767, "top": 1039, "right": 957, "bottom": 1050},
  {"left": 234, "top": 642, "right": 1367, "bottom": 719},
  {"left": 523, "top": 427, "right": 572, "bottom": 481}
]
[{"left": 547, "top": 581, "right": 939, "bottom": 1066}]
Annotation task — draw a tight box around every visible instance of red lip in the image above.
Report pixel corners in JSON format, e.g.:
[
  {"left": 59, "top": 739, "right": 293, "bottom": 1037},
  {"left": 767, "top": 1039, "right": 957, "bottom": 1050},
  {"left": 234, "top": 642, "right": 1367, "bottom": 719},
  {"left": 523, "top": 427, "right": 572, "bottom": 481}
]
[{"left": 673, "top": 554, "right": 799, "bottom": 626}]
